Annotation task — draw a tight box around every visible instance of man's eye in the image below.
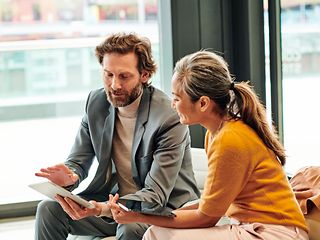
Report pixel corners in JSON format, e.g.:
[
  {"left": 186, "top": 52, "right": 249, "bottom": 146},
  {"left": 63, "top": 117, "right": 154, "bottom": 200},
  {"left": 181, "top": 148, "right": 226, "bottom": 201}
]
[
  {"left": 105, "top": 73, "right": 113, "bottom": 77},
  {"left": 120, "top": 74, "right": 129, "bottom": 79}
]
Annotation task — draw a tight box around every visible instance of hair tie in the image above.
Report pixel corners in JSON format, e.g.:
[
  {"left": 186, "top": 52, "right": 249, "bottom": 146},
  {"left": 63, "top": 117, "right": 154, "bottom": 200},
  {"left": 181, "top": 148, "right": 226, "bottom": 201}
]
[{"left": 230, "top": 81, "right": 235, "bottom": 91}]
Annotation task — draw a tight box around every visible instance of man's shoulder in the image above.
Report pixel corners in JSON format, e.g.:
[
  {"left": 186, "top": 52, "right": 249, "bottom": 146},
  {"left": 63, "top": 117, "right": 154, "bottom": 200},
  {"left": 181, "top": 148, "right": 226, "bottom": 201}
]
[
  {"left": 148, "top": 86, "right": 171, "bottom": 105},
  {"left": 147, "top": 86, "right": 178, "bottom": 120},
  {"left": 89, "top": 88, "right": 106, "bottom": 98},
  {"left": 85, "top": 88, "right": 111, "bottom": 113},
  {"left": 86, "top": 88, "right": 108, "bottom": 103}
]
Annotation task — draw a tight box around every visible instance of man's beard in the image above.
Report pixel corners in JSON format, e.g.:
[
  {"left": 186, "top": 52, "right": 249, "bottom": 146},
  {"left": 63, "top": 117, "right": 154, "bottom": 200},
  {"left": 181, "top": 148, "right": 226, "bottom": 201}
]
[{"left": 106, "top": 83, "right": 143, "bottom": 107}]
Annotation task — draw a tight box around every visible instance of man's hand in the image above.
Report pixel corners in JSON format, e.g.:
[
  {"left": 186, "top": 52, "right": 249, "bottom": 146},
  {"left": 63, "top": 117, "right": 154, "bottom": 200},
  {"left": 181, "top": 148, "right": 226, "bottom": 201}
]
[
  {"left": 55, "top": 195, "right": 104, "bottom": 220},
  {"left": 35, "top": 163, "right": 79, "bottom": 187}
]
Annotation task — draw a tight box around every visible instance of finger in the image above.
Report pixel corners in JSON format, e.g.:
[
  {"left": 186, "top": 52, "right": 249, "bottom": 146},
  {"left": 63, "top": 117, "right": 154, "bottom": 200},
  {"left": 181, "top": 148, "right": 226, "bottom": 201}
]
[
  {"left": 47, "top": 164, "right": 71, "bottom": 173},
  {"left": 57, "top": 164, "right": 74, "bottom": 173},
  {"left": 55, "top": 195, "right": 73, "bottom": 213},
  {"left": 39, "top": 168, "right": 56, "bottom": 174},
  {"left": 65, "top": 197, "right": 82, "bottom": 213},
  {"left": 70, "top": 173, "right": 79, "bottom": 182},
  {"left": 109, "top": 194, "right": 115, "bottom": 204},
  {"left": 109, "top": 193, "right": 119, "bottom": 204},
  {"left": 107, "top": 198, "right": 113, "bottom": 210},
  {"left": 56, "top": 196, "right": 82, "bottom": 220},
  {"left": 47, "top": 166, "right": 62, "bottom": 171},
  {"left": 35, "top": 172, "right": 50, "bottom": 178},
  {"left": 110, "top": 203, "right": 120, "bottom": 211},
  {"left": 114, "top": 193, "right": 120, "bottom": 201}
]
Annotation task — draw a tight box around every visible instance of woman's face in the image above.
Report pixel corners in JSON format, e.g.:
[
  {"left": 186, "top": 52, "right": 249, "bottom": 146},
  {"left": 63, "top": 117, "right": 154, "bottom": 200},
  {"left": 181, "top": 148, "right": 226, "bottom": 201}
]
[{"left": 171, "top": 74, "right": 199, "bottom": 125}]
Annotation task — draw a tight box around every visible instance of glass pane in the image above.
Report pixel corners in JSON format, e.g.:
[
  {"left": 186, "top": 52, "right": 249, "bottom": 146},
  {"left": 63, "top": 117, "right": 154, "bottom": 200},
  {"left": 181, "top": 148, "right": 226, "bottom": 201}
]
[
  {"left": 0, "top": 0, "right": 159, "bottom": 204},
  {"left": 281, "top": 0, "right": 320, "bottom": 173}
]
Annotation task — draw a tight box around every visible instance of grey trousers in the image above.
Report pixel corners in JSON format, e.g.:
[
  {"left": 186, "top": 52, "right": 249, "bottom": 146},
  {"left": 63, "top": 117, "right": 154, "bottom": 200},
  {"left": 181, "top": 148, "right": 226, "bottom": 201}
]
[{"left": 35, "top": 199, "right": 149, "bottom": 240}]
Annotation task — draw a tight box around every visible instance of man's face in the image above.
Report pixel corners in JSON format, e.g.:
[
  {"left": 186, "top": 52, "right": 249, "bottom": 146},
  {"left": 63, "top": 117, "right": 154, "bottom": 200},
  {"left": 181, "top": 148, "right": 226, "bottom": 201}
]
[{"left": 102, "top": 52, "right": 148, "bottom": 107}]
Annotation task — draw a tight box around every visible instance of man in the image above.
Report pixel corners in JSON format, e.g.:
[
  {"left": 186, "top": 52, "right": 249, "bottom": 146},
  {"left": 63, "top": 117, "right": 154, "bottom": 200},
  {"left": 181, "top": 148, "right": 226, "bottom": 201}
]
[{"left": 34, "top": 32, "right": 200, "bottom": 240}]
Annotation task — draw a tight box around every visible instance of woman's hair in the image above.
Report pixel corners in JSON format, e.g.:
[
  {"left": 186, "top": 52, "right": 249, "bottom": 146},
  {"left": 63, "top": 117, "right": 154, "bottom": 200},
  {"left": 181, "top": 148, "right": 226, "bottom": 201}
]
[
  {"left": 174, "top": 50, "right": 286, "bottom": 165},
  {"left": 95, "top": 32, "right": 157, "bottom": 86}
]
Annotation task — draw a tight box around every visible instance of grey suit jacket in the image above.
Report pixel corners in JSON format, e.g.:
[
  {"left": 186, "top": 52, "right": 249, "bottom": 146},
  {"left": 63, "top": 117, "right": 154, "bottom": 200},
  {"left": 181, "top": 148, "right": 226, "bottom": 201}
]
[{"left": 65, "top": 86, "right": 200, "bottom": 213}]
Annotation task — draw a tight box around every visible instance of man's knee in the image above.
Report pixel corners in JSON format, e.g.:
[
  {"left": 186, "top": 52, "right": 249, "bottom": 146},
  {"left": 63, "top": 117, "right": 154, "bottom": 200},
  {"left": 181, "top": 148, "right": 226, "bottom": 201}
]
[
  {"left": 35, "top": 200, "right": 70, "bottom": 239},
  {"left": 36, "top": 199, "right": 64, "bottom": 221},
  {"left": 116, "top": 223, "right": 149, "bottom": 240}
]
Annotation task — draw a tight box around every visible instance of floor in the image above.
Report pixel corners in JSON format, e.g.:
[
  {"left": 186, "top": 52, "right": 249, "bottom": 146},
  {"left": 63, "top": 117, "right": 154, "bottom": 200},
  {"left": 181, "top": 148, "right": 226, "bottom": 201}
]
[
  {"left": 0, "top": 215, "right": 232, "bottom": 240},
  {"left": 0, "top": 216, "right": 111, "bottom": 240},
  {"left": 0, "top": 216, "right": 35, "bottom": 240}
]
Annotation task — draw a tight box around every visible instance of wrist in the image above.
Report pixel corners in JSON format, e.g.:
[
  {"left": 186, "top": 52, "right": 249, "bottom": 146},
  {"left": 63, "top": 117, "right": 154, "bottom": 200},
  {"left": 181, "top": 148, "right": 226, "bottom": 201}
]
[
  {"left": 96, "top": 202, "right": 112, "bottom": 218},
  {"left": 135, "top": 212, "right": 145, "bottom": 223}
]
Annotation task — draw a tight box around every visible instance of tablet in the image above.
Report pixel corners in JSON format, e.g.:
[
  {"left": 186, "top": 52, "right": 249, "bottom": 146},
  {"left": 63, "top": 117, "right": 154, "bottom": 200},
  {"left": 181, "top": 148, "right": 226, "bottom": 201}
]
[{"left": 29, "top": 181, "right": 95, "bottom": 209}]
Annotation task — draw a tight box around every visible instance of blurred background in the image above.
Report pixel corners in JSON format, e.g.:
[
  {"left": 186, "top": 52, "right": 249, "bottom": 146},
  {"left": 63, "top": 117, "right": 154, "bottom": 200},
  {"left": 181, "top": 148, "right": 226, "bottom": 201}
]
[{"left": 0, "top": 0, "right": 319, "bottom": 211}]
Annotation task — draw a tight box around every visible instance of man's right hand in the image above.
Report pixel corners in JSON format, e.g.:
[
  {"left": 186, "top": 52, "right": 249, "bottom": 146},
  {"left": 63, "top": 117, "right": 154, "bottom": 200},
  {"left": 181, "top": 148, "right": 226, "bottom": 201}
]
[{"left": 35, "top": 163, "right": 79, "bottom": 187}]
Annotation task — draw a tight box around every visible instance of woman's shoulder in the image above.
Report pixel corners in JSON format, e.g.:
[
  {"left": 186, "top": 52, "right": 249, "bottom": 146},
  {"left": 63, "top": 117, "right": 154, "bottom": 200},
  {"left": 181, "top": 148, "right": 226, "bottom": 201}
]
[{"left": 212, "top": 120, "right": 263, "bottom": 152}]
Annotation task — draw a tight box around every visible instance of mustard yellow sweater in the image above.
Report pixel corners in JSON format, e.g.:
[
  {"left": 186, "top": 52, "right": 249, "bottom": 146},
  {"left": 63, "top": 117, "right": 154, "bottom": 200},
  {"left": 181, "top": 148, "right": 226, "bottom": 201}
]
[{"left": 199, "top": 120, "right": 307, "bottom": 232}]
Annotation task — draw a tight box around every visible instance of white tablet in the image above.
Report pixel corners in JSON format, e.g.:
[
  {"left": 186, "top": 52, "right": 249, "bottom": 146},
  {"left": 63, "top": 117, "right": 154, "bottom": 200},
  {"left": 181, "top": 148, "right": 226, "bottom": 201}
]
[{"left": 29, "top": 181, "right": 95, "bottom": 209}]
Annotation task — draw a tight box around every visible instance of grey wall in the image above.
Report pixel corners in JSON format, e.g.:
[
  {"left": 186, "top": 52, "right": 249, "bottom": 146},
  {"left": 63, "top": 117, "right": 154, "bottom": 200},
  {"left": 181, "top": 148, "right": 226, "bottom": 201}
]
[{"left": 170, "top": 0, "right": 266, "bottom": 147}]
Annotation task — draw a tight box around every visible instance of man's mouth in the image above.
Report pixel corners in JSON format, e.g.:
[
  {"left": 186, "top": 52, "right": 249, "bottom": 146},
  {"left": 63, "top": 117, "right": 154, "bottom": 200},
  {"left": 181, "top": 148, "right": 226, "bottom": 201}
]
[{"left": 111, "top": 92, "right": 124, "bottom": 97}]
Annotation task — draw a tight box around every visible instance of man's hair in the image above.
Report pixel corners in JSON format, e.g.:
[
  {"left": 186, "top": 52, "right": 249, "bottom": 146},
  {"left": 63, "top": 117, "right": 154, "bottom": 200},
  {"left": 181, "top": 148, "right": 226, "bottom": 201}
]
[{"left": 95, "top": 32, "right": 157, "bottom": 85}]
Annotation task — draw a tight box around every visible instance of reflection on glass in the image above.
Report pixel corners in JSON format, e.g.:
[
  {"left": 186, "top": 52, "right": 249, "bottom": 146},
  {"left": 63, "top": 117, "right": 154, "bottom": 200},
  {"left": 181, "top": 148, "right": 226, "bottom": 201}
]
[
  {"left": 281, "top": 0, "right": 320, "bottom": 173},
  {"left": 0, "top": 0, "right": 158, "bottom": 41},
  {"left": 0, "top": 0, "right": 159, "bottom": 204}
]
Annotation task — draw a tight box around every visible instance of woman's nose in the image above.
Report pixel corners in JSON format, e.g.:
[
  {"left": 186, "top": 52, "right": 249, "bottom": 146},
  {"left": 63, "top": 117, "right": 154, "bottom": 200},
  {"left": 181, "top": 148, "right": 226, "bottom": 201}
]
[{"left": 171, "top": 100, "right": 176, "bottom": 110}]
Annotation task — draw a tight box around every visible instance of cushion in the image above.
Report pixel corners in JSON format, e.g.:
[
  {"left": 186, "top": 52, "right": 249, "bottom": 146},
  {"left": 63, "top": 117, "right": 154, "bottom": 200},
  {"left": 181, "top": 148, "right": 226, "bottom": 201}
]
[
  {"left": 305, "top": 207, "right": 320, "bottom": 240},
  {"left": 190, "top": 148, "right": 208, "bottom": 190}
]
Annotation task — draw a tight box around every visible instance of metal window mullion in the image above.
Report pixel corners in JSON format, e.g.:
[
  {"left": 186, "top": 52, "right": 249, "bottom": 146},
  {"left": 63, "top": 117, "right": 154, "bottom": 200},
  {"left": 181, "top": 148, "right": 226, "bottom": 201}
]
[{"left": 268, "top": 0, "right": 284, "bottom": 143}]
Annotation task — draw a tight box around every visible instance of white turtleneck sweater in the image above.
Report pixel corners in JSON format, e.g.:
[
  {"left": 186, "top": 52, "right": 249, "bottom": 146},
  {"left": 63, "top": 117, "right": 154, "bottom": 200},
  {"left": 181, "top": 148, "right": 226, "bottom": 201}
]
[{"left": 112, "top": 93, "right": 142, "bottom": 196}]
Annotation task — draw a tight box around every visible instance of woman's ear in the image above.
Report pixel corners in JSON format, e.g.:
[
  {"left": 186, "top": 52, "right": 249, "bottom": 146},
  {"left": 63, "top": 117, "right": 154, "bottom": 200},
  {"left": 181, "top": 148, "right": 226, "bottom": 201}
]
[
  {"left": 199, "top": 96, "right": 211, "bottom": 112},
  {"left": 140, "top": 71, "right": 150, "bottom": 84}
]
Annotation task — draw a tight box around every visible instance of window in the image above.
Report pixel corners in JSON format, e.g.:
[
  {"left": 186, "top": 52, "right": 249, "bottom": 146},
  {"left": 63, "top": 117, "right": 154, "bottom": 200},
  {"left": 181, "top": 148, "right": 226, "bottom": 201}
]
[
  {"left": 265, "top": 0, "right": 320, "bottom": 174},
  {"left": 0, "top": 0, "right": 160, "bottom": 205},
  {"left": 281, "top": 0, "right": 320, "bottom": 173}
]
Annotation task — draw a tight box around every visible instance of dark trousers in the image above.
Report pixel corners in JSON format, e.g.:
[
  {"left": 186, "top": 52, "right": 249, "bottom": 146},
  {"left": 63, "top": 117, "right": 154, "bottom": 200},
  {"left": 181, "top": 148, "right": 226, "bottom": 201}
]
[{"left": 35, "top": 199, "right": 149, "bottom": 240}]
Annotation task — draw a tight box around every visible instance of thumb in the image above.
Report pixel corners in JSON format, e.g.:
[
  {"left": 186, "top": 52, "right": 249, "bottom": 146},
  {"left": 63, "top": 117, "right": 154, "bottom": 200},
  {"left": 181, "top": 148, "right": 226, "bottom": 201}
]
[{"left": 70, "top": 173, "right": 79, "bottom": 182}]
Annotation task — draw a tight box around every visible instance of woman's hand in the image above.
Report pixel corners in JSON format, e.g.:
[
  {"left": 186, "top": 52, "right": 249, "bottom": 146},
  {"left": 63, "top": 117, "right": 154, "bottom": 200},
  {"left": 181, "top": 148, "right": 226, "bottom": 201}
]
[{"left": 108, "top": 193, "right": 141, "bottom": 224}]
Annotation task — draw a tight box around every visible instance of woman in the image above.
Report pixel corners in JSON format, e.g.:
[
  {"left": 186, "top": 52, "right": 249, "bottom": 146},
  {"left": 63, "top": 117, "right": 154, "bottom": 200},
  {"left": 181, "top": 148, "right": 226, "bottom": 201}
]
[{"left": 107, "top": 50, "right": 308, "bottom": 239}]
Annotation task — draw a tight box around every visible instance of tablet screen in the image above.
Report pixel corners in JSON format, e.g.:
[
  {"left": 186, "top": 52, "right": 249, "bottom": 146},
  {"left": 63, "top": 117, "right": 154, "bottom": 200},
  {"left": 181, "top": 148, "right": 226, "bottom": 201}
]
[{"left": 29, "top": 181, "right": 95, "bottom": 209}]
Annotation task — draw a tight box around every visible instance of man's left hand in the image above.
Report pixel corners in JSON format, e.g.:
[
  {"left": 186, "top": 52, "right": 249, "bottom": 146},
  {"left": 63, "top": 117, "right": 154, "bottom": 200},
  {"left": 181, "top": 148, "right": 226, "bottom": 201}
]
[{"left": 55, "top": 195, "right": 102, "bottom": 220}]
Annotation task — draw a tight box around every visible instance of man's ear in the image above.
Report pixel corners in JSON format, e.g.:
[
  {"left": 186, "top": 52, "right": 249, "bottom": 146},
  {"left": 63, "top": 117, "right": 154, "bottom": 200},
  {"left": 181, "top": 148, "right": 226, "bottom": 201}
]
[
  {"left": 141, "top": 71, "right": 150, "bottom": 84},
  {"left": 199, "top": 96, "right": 211, "bottom": 112}
]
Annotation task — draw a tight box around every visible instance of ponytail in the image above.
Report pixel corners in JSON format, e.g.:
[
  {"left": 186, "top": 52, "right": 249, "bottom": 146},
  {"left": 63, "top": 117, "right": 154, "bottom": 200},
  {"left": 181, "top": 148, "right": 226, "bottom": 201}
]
[{"left": 228, "top": 82, "right": 286, "bottom": 165}]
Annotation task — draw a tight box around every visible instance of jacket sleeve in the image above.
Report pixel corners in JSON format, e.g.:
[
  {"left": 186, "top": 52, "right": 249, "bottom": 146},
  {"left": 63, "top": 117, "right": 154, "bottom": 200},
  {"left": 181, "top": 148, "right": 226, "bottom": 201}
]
[
  {"left": 64, "top": 91, "right": 95, "bottom": 190},
  {"left": 121, "top": 113, "right": 191, "bottom": 214}
]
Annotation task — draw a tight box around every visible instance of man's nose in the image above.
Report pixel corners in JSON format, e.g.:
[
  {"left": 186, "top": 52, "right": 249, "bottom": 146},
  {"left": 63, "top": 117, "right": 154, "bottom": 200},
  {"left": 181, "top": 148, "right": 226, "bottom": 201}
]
[{"left": 111, "top": 77, "right": 121, "bottom": 90}]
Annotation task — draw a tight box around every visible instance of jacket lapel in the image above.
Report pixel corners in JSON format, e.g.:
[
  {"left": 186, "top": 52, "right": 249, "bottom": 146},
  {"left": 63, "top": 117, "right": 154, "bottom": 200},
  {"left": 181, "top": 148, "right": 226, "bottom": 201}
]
[
  {"left": 131, "top": 87, "right": 151, "bottom": 185},
  {"left": 88, "top": 105, "right": 116, "bottom": 190},
  {"left": 99, "top": 106, "right": 115, "bottom": 160}
]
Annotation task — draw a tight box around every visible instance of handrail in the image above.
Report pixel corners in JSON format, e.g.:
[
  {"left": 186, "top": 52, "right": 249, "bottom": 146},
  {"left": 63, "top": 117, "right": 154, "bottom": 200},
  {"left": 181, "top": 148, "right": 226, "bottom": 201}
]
[{"left": 0, "top": 37, "right": 103, "bottom": 52}]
